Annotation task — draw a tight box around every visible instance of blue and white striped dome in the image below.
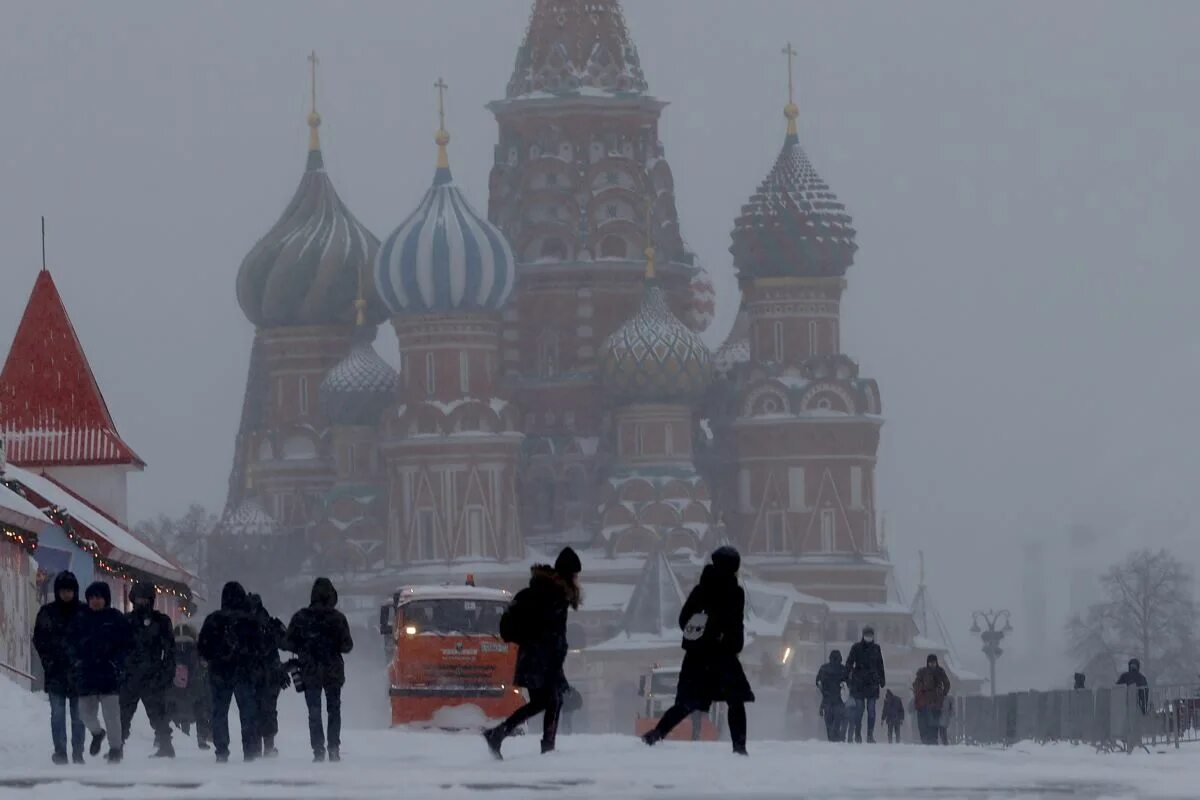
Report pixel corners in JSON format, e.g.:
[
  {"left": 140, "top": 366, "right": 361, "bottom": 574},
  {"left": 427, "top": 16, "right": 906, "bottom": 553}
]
[{"left": 375, "top": 164, "right": 515, "bottom": 315}]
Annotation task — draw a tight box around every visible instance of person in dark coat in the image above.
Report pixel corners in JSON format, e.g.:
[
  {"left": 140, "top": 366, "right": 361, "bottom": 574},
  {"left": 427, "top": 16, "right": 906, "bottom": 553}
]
[
  {"left": 33, "top": 571, "right": 87, "bottom": 764},
  {"left": 912, "top": 654, "right": 951, "bottom": 745},
  {"left": 198, "top": 581, "right": 265, "bottom": 763},
  {"left": 69, "top": 581, "right": 133, "bottom": 763},
  {"left": 642, "top": 546, "right": 755, "bottom": 755},
  {"left": 119, "top": 581, "right": 176, "bottom": 757},
  {"left": 845, "top": 625, "right": 886, "bottom": 743},
  {"left": 882, "top": 689, "right": 905, "bottom": 743},
  {"left": 286, "top": 577, "right": 354, "bottom": 762},
  {"left": 485, "top": 547, "right": 582, "bottom": 759},
  {"left": 1073, "top": 672, "right": 1087, "bottom": 690},
  {"left": 815, "top": 649, "right": 847, "bottom": 743},
  {"left": 248, "top": 593, "right": 287, "bottom": 758},
  {"left": 166, "top": 623, "right": 211, "bottom": 750},
  {"left": 1116, "top": 658, "right": 1149, "bottom": 714}
]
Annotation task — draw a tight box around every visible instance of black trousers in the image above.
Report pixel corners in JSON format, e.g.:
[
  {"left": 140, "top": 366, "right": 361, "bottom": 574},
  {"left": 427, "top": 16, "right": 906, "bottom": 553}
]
[
  {"left": 119, "top": 684, "right": 172, "bottom": 747},
  {"left": 211, "top": 677, "right": 259, "bottom": 759},
  {"left": 498, "top": 687, "right": 562, "bottom": 749},
  {"left": 654, "top": 701, "right": 747, "bottom": 750},
  {"left": 886, "top": 721, "right": 901, "bottom": 743},
  {"left": 258, "top": 683, "right": 281, "bottom": 741},
  {"left": 822, "top": 702, "right": 845, "bottom": 742},
  {"left": 305, "top": 685, "right": 342, "bottom": 754}
]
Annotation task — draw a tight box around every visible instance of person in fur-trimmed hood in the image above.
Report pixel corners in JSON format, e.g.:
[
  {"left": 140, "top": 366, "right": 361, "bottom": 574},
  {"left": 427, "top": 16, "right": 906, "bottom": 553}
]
[{"left": 484, "top": 547, "right": 582, "bottom": 760}]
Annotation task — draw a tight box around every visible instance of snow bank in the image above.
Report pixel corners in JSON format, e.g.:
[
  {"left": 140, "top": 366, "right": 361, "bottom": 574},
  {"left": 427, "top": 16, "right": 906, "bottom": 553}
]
[{"left": 0, "top": 672, "right": 48, "bottom": 758}]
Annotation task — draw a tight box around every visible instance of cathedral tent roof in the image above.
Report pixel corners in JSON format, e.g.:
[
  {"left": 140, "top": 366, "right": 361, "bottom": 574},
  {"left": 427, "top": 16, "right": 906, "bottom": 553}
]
[
  {"left": 619, "top": 550, "right": 684, "bottom": 638},
  {"left": 506, "top": 0, "right": 648, "bottom": 99},
  {"left": 0, "top": 270, "right": 143, "bottom": 468}
]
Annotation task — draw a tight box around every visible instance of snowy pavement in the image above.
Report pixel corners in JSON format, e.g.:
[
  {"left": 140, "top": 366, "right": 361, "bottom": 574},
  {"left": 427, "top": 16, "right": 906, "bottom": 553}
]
[{"left": 3, "top": 682, "right": 1200, "bottom": 799}]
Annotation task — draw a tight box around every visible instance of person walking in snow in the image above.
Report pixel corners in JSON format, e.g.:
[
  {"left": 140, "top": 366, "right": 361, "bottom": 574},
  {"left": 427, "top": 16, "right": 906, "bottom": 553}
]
[
  {"left": 286, "top": 577, "right": 354, "bottom": 762},
  {"left": 33, "top": 571, "right": 87, "bottom": 764},
  {"left": 641, "top": 547, "right": 755, "bottom": 756},
  {"left": 882, "top": 688, "right": 905, "bottom": 743},
  {"left": 68, "top": 581, "right": 133, "bottom": 763},
  {"left": 844, "top": 626, "right": 886, "bottom": 743},
  {"left": 166, "top": 623, "right": 212, "bottom": 750},
  {"left": 912, "top": 654, "right": 951, "bottom": 745},
  {"left": 815, "top": 649, "right": 847, "bottom": 743},
  {"left": 485, "top": 547, "right": 583, "bottom": 759},
  {"left": 248, "top": 593, "right": 288, "bottom": 758},
  {"left": 937, "top": 694, "right": 954, "bottom": 745},
  {"left": 119, "top": 581, "right": 176, "bottom": 758},
  {"left": 1116, "top": 658, "right": 1150, "bottom": 714},
  {"left": 199, "top": 581, "right": 266, "bottom": 763}
]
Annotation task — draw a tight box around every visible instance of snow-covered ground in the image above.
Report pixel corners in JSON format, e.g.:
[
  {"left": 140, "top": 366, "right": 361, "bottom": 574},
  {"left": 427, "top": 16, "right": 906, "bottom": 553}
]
[{"left": 2, "top": 675, "right": 1198, "bottom": 799}]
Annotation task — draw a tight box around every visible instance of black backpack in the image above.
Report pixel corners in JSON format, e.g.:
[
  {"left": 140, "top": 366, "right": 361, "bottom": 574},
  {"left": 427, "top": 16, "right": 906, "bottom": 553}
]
[{"left": 499, "top": 598, "right": 529, "bottom": 645}]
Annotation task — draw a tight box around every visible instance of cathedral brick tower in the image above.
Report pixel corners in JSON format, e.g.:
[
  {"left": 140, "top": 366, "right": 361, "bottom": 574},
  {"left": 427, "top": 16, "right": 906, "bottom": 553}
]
[
  {"left": 217, "top": 56, "right": 388, "bottom": 584},
  {"left": 486, "top": 0, "right": 702, "bottom": 546},
  {"left": 716, "top": 51, "right": 885, "bottom": 602},
  {"left": 597, "top": 237, "right": 714, "bottom": 556},
  {"left": 374, "top": 86, "right": 524, "bottom": 565}
]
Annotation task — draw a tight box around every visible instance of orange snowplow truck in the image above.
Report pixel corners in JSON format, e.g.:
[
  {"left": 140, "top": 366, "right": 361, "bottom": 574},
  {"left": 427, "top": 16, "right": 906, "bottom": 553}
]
[{"left": 379, "top": 584, "right": 525, "bottom": 728}]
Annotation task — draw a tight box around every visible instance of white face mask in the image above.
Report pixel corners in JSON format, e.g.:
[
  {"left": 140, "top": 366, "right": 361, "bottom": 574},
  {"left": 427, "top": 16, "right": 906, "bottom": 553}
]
[{"left": 864, "top": 635, "right": 875, "bottom": 644}]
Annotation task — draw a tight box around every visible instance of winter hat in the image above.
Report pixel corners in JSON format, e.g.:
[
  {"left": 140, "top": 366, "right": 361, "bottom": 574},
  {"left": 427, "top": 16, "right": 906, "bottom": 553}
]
[
  {"left": 711, "top": 546, "right": 741, "bottom": 575},
  {"left": 554, "top": 547, "right": 582, "bottom": 577},
  {"left": 53, "top": 571, "right": 79, "bottom": 598},
  {"left": 130, "top": 581, "right": 156, "bottom": 606},
  {"left": 1129, "top": 658, "right": 1141, "bottom": 671},
  {"left": 84, "top": 581, "right": 112, "bottom": 607},
  {"left": 311, "top": 577, "right": 339, "bottom": 608},
  {"left": 829, "top": 649, "right": 842, "bottom": 664}
]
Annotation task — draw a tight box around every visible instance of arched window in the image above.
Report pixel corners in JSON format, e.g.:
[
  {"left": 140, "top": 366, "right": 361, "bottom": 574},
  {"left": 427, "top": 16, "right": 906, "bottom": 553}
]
[
  {"left": 425, "top": 352, "right": 436, "bottom": 396},
  {"left": 540, "top": 237, "right": 567, "bottom": 261},
  {"left": 599, "top": 235, "right": 627, "bottom": 259},
  {"left": 459, "top": 352, "right": 470, "bottom": 394},
  {"left": 298, "top": 376, "right": 309, "bottom": 415},
  {"left": 773, "top": 322, "right": 784, "bottom": 363}
]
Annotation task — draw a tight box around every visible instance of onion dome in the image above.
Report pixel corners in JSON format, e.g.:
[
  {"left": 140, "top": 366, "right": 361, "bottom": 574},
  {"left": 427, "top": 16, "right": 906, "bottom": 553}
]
[
  {"left": 236, "top": 79, "right": 386, "bottom": 328},
  {"left": 221, "top": 495, "right": 279, "bottom": 536},
  {"left": 319, "top": 327, "right": 400, "bottom": 426},
  {"left": 729, "top": 93, "right": 857, "bottom": 280},
  {"left": 600, "top": 243, "right": 712, "bottom": 403},
  {"left": 376, "top": 88, "right": 515, "bottom": 316}
]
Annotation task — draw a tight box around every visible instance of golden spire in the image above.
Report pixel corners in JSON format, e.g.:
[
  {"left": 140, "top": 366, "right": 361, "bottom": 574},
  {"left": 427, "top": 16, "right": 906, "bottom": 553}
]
[
  {"left": 307, "top": 50, "right": 322, "bottom": 151},
  {"left": 782, "top": 42, "right": 799, "bottom": 138},
  {"left": 643, "top": 196, "right": 656, "bottom": 280},
  {"left": 434, "top": 77, "right": 450, "bottom": 169}
]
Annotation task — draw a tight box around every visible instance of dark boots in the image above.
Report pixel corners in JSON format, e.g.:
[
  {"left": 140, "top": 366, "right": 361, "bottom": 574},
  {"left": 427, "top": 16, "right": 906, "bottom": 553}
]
[{"left": 483, "top": 727, "right": 505, "bottom": 760}]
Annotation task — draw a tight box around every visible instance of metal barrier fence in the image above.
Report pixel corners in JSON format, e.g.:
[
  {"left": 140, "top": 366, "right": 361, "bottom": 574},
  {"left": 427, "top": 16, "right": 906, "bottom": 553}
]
[{"left": 942, "top": 685, "right": 1200, "bottom": 751}]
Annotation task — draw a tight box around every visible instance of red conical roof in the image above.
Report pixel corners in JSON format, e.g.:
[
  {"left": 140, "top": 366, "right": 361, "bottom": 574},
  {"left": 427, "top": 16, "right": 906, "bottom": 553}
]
[
  {"left": 0, "top": 270, "right": 143, "bottom": 467},
  {"left": 506, "top": 0, "right": 648, "bottom": 98}
]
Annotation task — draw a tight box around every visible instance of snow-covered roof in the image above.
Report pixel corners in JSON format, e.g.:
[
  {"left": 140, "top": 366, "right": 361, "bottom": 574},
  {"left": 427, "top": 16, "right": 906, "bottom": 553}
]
[
  {"left": 3, "top": 463, "right": 192, "bottom": 585},
  {"left": 825, "top": 600, "right": 914, "bottom": 616},
  {"left": 0, "top": 478, "right": 50, "bottom": 532}
]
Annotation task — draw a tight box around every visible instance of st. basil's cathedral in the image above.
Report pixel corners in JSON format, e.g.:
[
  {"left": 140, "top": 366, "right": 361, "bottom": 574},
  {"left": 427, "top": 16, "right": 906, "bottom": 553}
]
[{"left": 211, "top": 0, "right": 975, "bottom": 733}]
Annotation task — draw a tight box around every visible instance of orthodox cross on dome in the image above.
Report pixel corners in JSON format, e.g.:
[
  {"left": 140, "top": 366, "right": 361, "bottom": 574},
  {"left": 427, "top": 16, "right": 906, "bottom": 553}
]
[
  {"left": 782, "top": 42, "right": 799, "bottom": 138},
  {"left": 434, "top": 77, "right": 450, "bottom": 169},
  {"left": 643, "top": 196, "right": 656, "bottom": 280},
  {"left": 307, "top": 49, "right": 322, "bottom": 151}
]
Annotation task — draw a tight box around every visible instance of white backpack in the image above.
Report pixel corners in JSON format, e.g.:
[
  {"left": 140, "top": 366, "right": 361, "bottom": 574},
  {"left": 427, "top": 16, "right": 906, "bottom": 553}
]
[{"left": 682, "top": 611, "right": 709, "bottom": 643}]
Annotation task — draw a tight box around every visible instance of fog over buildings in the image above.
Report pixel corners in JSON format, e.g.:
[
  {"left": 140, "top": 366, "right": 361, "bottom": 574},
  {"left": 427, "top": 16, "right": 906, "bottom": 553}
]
[{"left": 2, "top": 0, "right": 1198, "bottom": 683}]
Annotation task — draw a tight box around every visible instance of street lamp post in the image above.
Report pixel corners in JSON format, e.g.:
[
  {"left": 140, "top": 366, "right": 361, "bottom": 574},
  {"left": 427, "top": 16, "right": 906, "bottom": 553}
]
[{"left": 970, "top": 610, "right": 1013, "bottom": 698}]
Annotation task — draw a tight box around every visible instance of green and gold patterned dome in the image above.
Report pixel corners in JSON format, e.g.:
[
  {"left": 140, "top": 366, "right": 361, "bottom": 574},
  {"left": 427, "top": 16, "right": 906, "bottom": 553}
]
[{"left": 600, "top": 283, "right": 712, "bottom": 404}]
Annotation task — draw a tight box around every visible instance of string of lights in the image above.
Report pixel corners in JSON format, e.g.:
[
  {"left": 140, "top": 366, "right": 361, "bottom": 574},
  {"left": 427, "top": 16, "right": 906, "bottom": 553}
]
[{"left": 1, "top": 476, "right": 195, "bottom": 616}]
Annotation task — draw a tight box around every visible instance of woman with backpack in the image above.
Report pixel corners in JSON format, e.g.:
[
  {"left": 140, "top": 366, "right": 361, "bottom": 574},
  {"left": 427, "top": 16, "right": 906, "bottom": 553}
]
[
  {"left": 641, "top": 546, "right": 755, "bottom": 755},
  {"left": 484, "top": 547, "right": 582, "bottom": 759}
]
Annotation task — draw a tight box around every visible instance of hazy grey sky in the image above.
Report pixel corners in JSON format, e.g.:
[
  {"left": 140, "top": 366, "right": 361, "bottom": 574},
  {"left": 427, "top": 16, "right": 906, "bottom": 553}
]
[{"left": 3, "top": 1, "right": 1198, "bottom": 666}]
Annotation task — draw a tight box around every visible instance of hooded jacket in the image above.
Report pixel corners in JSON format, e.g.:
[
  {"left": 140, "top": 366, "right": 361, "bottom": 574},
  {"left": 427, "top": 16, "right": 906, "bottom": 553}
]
[
  {"left": 882, "top": 689, "right": 906, "bottom": 723},
  {"left": 845, "top": 636, "right": 887, "bottom": 699},
  {"left": 507, "top": 564, "right": 579, "bottom": 691},
  {"left": 124, "top": 582, "right": 176, "bottom": 691},
  {"left": 913, "top": 660, "right": 951, "bottom": 711},
  {"left": 673, "top": 552, "right": 755, "bottom": 710},
  {"left": 33, "top": 571, "right": 86, "bottom": 695},
  {"left": 167, "top": 623, "right": 210, "bottom": 721},
  {"left": 198, "top": 581, "right": 268, "bottom": 682},
  {"left": 286, "top": 578, "right": 354, "bottom": 690},
  {"left": 67, "top": 582, "right": 133, "bottom": 696},
  {"left": 816, "top": 650, "right": 847, "bottom": 707}
]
